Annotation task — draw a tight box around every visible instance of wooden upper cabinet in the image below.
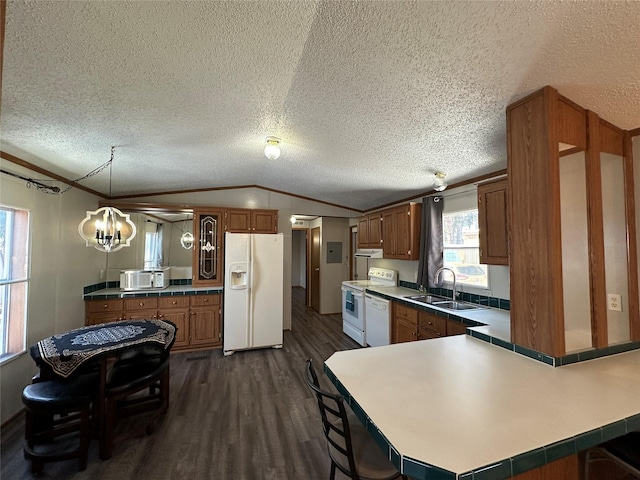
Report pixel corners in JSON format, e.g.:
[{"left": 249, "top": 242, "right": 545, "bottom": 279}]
[
  {"left": 225, "top": 208, "right": 277, "bottom": 233},
  {"left": 478, "top": 178, "right": 509, "bottom": 265},
  {"left": 382, "top": 203, "right": 421, "bottom": 260},
  {"left": 357, "top": 213, "right": 382, "bottom": 249},
  {"left": 192, "top": 208, "right": 224, "bottom": 287}
]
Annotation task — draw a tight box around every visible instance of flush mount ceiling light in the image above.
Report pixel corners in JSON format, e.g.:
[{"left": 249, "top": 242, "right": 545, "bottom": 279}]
[
  {"left": 264, "top": 136, "right": 281, "bottom": 160},
  {"left": 433, "top": 172, "right": 448, "bottom": 192},
  {"left": 78, "top": 147, "right": 137, "bottom": 252}
]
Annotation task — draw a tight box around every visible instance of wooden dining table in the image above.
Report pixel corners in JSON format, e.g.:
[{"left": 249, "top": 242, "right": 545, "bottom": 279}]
[{"left": 29, "top": 319, "right": 177, "bottom": 459}]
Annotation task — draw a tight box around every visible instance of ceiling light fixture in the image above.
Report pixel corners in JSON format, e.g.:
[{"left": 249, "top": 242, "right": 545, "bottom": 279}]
[
  {"left": 290, "top": 215, "right": 297, "bottom": 224},
  {"left": 433, "top": 172, "right": 448, "bottom": 192},
  {"left": 264, "top": 136, "right": 281, "bottom": 160},
  {"left": 78, "top": 147, "right": 137, "bottom": 252}
]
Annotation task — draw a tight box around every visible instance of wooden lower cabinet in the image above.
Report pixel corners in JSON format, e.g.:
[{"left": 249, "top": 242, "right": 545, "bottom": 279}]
[
  {"left": 85, "top": 293, "right": 222, "bottom": 352},
  {"left": 392, "top": 302, "right": 470, "bottom": 343},
  {"left": 157, "top": 296, "right": 190, "bottom": 349}
]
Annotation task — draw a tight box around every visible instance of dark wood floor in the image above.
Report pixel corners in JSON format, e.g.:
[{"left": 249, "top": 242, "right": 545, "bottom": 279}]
[{"left": 1, "top": 287, "right": 360, "bottom": 480}]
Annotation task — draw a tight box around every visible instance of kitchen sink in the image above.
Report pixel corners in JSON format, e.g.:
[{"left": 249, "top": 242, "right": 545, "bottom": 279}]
[
  {"left": 404, "top": 294, "right": 449, "bottom": 304},
  {"left": 432, "top": 301, "right": 486, "bottom": 311}
]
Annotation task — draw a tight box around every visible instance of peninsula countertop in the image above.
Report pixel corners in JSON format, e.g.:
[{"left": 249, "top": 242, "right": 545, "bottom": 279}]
[{"left": 324, "top": 335, "right": 640, "bottom": 479}]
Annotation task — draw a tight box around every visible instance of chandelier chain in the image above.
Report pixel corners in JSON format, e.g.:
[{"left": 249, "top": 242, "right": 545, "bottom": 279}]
[{"left": 21, "top": 148, "right": 115, "bottom": 195}]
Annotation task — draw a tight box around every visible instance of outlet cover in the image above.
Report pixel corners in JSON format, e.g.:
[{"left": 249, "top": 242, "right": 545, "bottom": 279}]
[{"left": 607, "top": 294, "right": 622, "bottom": 312}]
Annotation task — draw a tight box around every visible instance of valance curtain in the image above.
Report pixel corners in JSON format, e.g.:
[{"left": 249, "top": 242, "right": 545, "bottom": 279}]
[{"left": 417, "top": 196, "right": 444, "bottom": 288}]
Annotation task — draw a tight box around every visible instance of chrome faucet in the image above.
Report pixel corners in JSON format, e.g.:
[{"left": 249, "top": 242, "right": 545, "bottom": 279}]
[{"left": 434, "top": 267, "right": 456, "bottom": 301}]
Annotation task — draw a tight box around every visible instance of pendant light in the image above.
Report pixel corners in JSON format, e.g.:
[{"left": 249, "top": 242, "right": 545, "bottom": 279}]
[
  {"left": 433, "top": 172, "right": 448, "bottom": 192},
  {"left": 78, "top": 147, "right": 137, "bottom": 252}
]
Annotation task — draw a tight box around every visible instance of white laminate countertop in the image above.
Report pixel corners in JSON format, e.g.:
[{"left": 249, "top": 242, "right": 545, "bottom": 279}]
[
  {"left": 366, "top": 285, "right": 511, "bottom": 342},
  {"left": 325, "top": 335, "right": 640, "bottom": 477}
]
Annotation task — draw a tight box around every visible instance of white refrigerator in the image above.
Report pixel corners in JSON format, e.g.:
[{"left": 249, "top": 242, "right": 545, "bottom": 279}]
[{"left": 223, "top": 232, "right": 284, "bottom": 356}]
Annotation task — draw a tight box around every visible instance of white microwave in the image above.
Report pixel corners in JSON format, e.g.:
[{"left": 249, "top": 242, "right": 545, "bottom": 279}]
[{"left": 120, "top": 269, "right": 168, "bottom": 291}]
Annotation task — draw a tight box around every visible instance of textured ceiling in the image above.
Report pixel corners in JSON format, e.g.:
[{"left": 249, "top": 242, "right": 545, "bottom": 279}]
[{"left": 2, "top": 1, "right": 639, "bottom": 211}]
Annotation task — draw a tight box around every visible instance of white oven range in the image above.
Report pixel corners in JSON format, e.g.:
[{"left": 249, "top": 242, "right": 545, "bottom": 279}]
[{"left": 341, "top": 267, "right": 397, "bottom": 346}]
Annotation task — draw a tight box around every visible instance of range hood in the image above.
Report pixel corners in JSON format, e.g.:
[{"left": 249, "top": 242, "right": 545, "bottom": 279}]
[{"left": 354, "top": 249, "right": 383, "bottom": 258}]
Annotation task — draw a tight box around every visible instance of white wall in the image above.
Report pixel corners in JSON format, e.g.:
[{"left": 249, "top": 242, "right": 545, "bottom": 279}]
[{"left": 0, "top": 161, "right": 105, "bottom": 424}]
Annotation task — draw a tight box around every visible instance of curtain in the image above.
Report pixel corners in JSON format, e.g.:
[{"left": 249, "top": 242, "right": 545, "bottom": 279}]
[{"left": 417, "top": 196, "right": 444, "bottom": 288}]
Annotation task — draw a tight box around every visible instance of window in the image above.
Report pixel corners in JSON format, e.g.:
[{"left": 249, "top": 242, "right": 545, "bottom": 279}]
[
  {"left": 0, "top": 206, "right": 30, "bottom": 360},
  {"left": 442, "top": 209, "right": 488, "bottom": 289},
  {"left": 143, "top": 221, "right": 163, "bottom": 269}
]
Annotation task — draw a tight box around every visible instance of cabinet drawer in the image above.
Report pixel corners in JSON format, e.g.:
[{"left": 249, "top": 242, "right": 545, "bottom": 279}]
[
  {"left": 418, "top": 312, "right": 446, "bottom": 336},
  {"left": 158, "top": 296, "right": 190, "bottom": 309},
  {"left": 190, "top": 294, "right": 220, "bottom": 307},
  {"left": 124, "top": 297, "right": 158, "bottom": 311},
  {"left": 86, "top": 299, "right": 123, "bottom": 313},
  {"left": 394, "top": 303, "right": 417, "bottom": 324}
]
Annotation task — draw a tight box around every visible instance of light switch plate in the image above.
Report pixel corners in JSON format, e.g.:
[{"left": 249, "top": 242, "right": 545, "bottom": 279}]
[{"left": 607, "top": 294, "right": 622, "bottom": 312}]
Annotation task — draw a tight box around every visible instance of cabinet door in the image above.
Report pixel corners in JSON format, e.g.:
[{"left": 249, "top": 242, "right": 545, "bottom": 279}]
[
  {"left": 159, "top": 308, "right": 190, "bottom": 349},
  {"left": 478, "top": 178, "right": 509, "bottom": 265},
  {"left": 357, "top": 216, "right": 370, "bottom": 247},
  {"left": 393, "top": 317, "right": 417, "bottom": 343},
  {"left": 85, "top": 299, "right": 124, "bottom": 325},
  {"left": 226, "top": 209, "right": 251, "bottom": 233},
  {"left": 190, "top": 306, "right": 221, "bottom": 347},
  {"left": 368, "top": 214, "right": 382, "bottom": 248},
  {"left": 417, "top": 325, "right": 440, "bottom": 340},
  {"left": 193, "top": 208, "right": 224, "bottom": 287},
  {"left": 446, "top": 320, "right": 468, "bottom": 336},
  {"left": 251, "top": 210, "right": 277, "bottom": 233},
  {"left": 382, "top": 210, "right": 396, "bottom": 257}
]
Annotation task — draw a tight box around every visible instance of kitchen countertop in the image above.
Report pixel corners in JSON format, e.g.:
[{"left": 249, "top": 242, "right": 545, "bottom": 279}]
[
  {"left": 365, "top": 285, "right": 511, "bottom": 342},
  {"left": 83, "top": 285, "right": 223, "bottom": 300},
  {"left": 324, "top": 335, "right": 640, "bottom": 479}
]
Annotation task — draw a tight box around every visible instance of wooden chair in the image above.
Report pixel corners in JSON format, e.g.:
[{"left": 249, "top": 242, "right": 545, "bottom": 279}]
[
  {"left": 100, "top": 344, "right": 170, "bottom": 460},
  {"left": 304, "top": 359, "right": 405, "bottom": 480},
  {"left": 585, "top": 431, "right": 640, "bottom": 479},
  {"left": 22, "top": 371, "right": 98, "bottom": 473}
]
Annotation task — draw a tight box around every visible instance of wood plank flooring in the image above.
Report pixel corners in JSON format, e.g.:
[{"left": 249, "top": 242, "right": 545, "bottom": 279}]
[{"left": 1, "top": 287, "right": 360, "bottom": 480}]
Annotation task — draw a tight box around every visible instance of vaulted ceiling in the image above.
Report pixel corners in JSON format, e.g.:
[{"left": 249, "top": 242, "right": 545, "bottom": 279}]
[{"left": 1, "top": 1, "right": 639, "bottom": 211}]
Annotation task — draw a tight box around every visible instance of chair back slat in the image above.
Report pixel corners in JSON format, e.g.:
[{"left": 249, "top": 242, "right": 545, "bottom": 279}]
[{"left": 305, "top": 359, "right": 359, "bottom": 480}]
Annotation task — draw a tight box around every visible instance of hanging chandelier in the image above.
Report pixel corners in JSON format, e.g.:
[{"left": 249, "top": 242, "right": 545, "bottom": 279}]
[
  {"left": 77, "top": 147, "right": 137, "bottom": 252},
  {"left": 180, "top": 214, "right": 194, "bottom": 249}
]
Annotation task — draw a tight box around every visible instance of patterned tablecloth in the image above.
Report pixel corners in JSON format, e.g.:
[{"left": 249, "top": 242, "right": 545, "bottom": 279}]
[{"left": 30, "top": 319, "right": 177, "bottom": 378}]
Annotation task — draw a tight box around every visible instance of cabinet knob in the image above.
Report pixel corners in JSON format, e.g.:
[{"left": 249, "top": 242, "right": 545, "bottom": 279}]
[
  {"left": 139, "top": 302, "right": 144, "bottom": 307},
  {"left": 172, "top": 300, "right": 177, "bottom": 305},
  {"left": 203, "top": 299, "right": 208, "bottom": 302},
  {"left": 104, "top": 304, "right": 108, "bottom": 309}
]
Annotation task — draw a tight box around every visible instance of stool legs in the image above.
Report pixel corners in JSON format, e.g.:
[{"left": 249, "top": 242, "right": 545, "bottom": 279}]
[{"left": 23, "top": 405, "right": 92, "bottom": 473}]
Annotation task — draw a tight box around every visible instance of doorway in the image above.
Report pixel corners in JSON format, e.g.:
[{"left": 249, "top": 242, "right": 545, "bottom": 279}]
[
  {"left": 310, "top": 227, "right": 321, "bottom": 312},
  {"left": 292, "top": 228, "right": 311, "bottom": 307}
]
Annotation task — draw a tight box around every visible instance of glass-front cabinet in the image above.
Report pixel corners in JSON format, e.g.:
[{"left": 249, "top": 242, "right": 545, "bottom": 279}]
[{"left": 192, "top": 208, "right": 224, "bottom": 287}]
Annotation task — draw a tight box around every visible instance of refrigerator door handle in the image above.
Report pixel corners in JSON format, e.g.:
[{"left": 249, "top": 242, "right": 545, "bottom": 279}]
[{"left": 247, "top": 236, "right": 254, "bottom": 347}]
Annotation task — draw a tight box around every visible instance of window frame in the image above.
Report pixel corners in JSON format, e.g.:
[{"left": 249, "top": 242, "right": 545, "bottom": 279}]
[
  {"left": 0, "top": 204, "right": 30, "bottom": 364},
  {"left": 441, "top": 205, "right": 491, "bottom": 292}
]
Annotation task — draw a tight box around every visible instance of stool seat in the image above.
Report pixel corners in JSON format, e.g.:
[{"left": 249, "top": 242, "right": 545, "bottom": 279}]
[{"left": 22, "top": 377, "right": 94, "bottom": 411}]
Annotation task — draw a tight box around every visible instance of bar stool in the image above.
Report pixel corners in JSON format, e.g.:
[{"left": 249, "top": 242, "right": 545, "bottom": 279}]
[
  {"left": 585, "top": 432, "right": 640, "bottom": 479},
  {"left": 100, "top": 344, "right": 171, "bottom": 460},
  {"left": 22, "top": 374, "right": 97, "bottom": 474}
]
